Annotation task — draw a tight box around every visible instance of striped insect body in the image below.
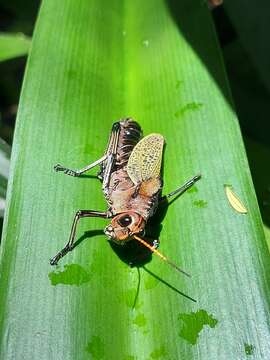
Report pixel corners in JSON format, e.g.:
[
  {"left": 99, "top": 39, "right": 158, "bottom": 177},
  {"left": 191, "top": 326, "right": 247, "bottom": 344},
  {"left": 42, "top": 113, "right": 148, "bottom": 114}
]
[{"left": 51, "top": 118, "right": 201, "bottom": 278}]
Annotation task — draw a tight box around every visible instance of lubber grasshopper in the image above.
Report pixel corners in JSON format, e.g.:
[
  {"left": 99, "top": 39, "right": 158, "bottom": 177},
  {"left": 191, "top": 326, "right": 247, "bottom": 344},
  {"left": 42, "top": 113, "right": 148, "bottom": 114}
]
[{"left": 50, "top": 118, "right": 200, "bottom": 276}]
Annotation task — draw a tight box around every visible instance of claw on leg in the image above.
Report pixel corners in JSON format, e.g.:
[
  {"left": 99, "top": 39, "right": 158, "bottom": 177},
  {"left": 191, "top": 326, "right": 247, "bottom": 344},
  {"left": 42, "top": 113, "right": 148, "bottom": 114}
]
[
  {"left": 54, "top": 164, "right": 77, "bottom": 176},
  {"left": 50, "top": 245, "right": 72, "bottom": 265},
  {"left": 152, "top": 239, "right": 160, "bottom": 249},
  {"left": 54, "top": 164, "right": 64, "bottom": 172}
]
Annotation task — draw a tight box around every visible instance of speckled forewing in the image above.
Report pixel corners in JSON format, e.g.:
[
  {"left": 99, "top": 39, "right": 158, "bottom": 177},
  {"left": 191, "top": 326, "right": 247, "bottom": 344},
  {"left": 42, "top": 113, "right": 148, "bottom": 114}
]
[{"left": 127, "top": 133, "right": 164, "bottom": 185}]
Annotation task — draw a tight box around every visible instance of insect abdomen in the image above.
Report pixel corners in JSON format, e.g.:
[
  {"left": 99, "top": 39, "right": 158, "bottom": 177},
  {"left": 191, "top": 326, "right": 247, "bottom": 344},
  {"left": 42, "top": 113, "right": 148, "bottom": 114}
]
[
  {"left": 98, "top": 118, "right": 142, "bottom": 180},
  {"left": 116, "top": 118, "right": 142, "bottom": 170}
]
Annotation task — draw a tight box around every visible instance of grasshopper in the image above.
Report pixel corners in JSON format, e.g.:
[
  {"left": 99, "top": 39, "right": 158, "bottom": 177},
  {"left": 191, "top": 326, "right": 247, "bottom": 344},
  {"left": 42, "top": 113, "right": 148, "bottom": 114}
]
[{"left": 50, "top": 118, "right": 200, "bottom": 276}]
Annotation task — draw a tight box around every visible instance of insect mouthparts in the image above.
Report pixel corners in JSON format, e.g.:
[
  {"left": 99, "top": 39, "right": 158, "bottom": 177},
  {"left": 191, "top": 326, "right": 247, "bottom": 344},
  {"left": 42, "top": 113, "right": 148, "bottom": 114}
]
[{"left": 104, "top": 224, "right": 114, "bottom": 238}]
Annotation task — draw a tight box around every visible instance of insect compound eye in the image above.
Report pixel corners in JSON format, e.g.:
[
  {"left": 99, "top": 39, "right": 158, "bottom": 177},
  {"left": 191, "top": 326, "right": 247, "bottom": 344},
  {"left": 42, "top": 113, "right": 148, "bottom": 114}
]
[{"left": 118, "top": 215, "right": 132, "bottom": 227}]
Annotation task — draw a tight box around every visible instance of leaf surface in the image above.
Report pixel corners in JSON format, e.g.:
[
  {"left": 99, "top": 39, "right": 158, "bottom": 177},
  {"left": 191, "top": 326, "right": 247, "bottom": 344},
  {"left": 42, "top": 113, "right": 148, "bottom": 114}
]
[{"left": 1, "top": 1, "right": 270, "bottom": 359}]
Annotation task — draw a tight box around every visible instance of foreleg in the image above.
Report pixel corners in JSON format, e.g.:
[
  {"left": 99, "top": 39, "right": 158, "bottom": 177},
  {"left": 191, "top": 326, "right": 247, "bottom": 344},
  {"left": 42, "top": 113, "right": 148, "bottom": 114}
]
[{"left": 50, "top": 210, "right": 109, "bottom": 265}]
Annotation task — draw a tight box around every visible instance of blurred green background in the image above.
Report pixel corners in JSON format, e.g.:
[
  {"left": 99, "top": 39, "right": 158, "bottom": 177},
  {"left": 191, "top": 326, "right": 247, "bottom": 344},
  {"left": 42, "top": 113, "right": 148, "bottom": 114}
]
[{"left": 0, "top": 0, "right": 270, "bottom": 245}]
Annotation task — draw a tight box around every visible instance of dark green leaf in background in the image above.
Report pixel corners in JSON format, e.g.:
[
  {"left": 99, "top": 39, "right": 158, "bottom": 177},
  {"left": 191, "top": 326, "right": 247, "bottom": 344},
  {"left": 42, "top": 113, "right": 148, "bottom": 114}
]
[{"left": 0, "top": 33, "right": 31, "bottom": 62}]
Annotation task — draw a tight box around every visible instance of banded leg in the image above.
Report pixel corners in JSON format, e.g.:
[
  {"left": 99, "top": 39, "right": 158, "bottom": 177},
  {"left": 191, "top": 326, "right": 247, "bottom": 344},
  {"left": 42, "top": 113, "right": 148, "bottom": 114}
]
[
  {"left": 50, "top": 210, "right": 109, "bottom": 265},
  {"left": 102, "top": 122, "right": 121, "bottom": 194},
  {"left": 54, "top": 154, "right": 107, "bottom": 177},
  {"left": 162, "top": 174, "right": 201, "bottom": 200}
]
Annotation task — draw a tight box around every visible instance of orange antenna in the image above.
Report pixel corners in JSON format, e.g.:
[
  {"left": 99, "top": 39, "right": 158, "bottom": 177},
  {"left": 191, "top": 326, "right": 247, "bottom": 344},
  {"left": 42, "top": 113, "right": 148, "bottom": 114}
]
[{"left": 133, "top": 235, "right": 191, "bottom": 277}]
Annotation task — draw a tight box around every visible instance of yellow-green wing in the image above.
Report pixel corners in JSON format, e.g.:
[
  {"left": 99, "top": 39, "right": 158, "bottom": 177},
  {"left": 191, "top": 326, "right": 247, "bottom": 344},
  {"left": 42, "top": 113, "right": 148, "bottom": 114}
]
[{"left": 127, "top": 133, "right": 164, "bottom": 185}]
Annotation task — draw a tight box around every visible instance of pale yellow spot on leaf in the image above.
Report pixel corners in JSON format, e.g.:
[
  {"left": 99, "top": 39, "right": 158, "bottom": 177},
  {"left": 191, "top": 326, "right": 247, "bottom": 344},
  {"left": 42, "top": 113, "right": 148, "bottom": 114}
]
[{"left": 225, "top": 185, "right": 247, "bottom": 214}]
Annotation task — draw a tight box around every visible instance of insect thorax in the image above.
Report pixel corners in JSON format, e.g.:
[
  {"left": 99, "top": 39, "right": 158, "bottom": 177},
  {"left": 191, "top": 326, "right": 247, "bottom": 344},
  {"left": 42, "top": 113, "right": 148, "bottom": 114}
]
[{"left": 107, "top": 169, "right": 162, "bottom": 221}]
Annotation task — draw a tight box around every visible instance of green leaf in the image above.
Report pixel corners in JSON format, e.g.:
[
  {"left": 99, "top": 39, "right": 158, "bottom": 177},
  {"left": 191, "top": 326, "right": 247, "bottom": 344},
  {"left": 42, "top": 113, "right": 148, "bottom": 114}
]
[
  {"left": 0, "top": 32, "right": 31, "bottom": 62},
  {"left": 1, "top": 1, "right": 270, "bottom": 359}
]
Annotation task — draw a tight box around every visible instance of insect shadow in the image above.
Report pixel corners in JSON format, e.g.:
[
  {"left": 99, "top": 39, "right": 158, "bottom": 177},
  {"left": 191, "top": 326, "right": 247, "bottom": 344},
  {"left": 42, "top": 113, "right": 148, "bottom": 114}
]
[
  {"left": 71, "top": 202, "right": 195, "bottom": 303},
  {"left": 75, "top": 174, "right": 99, "bottom": 179},
  {"left": 109, "top": 200, "right": 169, "bottom": 267},
  {"left": 52, "top": 124, "right": 197, "bottom": 302},
  {"left": 110, "top": 201, "right": 196, "bottom": 303},
  {"left": 71, "top": 229, "right": 105, "bottom": 250}
]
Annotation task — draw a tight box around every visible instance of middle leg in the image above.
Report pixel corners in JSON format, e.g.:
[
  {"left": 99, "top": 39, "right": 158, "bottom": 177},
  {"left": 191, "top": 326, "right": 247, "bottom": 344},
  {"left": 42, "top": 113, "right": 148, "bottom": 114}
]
[{"left": 54, "top": 154, "right": 107, "bottom": 177}]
